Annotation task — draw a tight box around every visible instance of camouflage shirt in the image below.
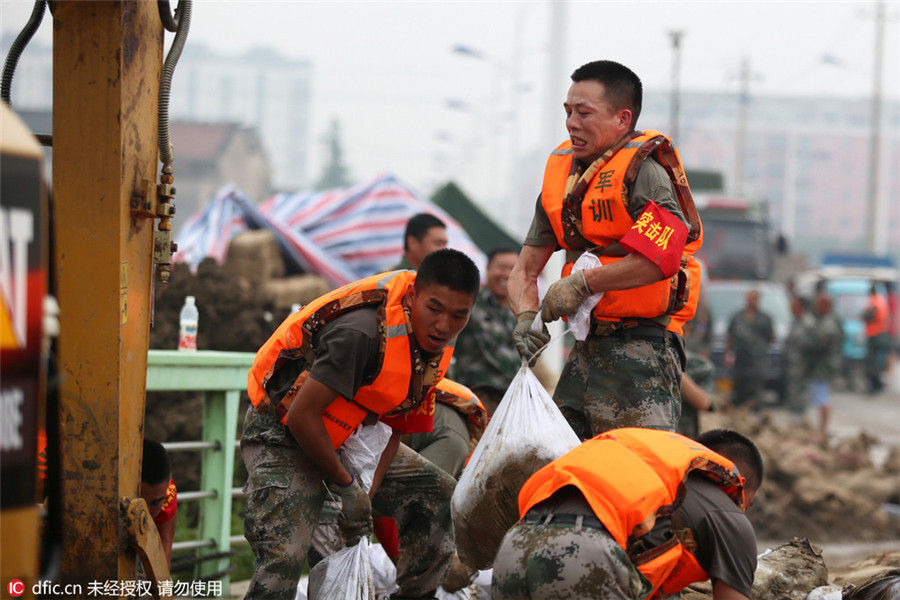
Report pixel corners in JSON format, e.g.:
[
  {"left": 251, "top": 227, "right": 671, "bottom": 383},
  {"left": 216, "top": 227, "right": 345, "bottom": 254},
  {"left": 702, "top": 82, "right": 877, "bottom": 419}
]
[
  {"left": 808, "top": 312, "right": 844, "bottom": 381},
  {"left": 449, "top": 286, "right": 520, "bottom": 393}
]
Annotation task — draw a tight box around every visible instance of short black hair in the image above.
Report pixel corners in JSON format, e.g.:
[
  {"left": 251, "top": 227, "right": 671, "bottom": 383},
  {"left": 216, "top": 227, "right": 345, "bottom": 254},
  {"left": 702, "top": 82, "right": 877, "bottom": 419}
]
[
  {"left": 415, "top": 248, "right": 479, "bottom": 298},
  {"left": 487, "top": 246, "right": 520, "bottom": 264},
  {"left": 142, "top": 438, "right": 171, "bottom": 486},
  {"left": 404, "top": 213, "right": 446, "bottom": 252},
  {"left": 570, "top": 60, "right": 643, "bottom": 128},
  {"left": 696, "top": 429, "right": 764, "bottom": 492}
]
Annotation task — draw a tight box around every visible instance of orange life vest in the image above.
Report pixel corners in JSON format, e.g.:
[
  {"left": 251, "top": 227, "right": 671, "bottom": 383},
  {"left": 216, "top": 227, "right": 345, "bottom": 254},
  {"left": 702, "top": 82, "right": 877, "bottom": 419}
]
[
  {"left": 247, "top": 270, "right": 453, "bottom": 449},
  {"left": 865, "top": 294, "right": 890, "bottom": 338},
  {"left": 541, "top": 132, "right": 703, "bottom": 335},
  {"left": 518, "top": 427, "right": 745, "bottom": 598}
]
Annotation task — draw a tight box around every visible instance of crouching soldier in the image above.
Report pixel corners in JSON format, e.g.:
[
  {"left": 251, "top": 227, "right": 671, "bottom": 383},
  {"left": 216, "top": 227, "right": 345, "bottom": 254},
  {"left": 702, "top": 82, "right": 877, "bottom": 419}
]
[
  {"left": 492, "top": 428, "right": 764, "bottom": 600},
  {"left": 241, "top": 249, "right": 480, "bottom": 600}
]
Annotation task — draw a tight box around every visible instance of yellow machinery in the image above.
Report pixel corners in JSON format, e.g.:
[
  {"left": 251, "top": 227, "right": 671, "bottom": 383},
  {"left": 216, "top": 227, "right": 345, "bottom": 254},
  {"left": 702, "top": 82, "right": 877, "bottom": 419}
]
[{"left": 1, "top": 2, "right": 188, "bottom": 597}]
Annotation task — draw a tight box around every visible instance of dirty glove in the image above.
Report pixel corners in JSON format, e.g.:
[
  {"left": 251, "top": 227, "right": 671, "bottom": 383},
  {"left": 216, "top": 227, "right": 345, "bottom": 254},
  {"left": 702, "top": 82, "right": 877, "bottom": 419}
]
[
  {"left": 513, "top": 311, "right": 551, "bottom": 366},
  {"left": 329, "top": 476, "right": 372, "bottom": 546},
  {"left": 540, "top": 271, "right": 592, "bottom": 323}
]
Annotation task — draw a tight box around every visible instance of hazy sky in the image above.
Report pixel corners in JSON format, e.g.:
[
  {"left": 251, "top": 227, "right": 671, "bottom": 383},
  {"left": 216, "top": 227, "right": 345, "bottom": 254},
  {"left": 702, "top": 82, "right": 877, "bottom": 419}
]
[{"left": 2, "top": 1, "right": 898, "bottom": 226}]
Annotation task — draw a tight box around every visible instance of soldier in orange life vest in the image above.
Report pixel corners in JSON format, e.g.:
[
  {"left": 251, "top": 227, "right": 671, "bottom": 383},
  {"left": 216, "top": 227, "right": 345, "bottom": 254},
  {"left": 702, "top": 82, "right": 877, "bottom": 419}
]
[
  {"left": 508, "top": 59, "right": 702, "bottom": 439},
  {"left": 492, "top": 428, "right": 764, "bottom": 600},
  {"left": 241, "top": 249, "right": 480, "bottom": 600}
]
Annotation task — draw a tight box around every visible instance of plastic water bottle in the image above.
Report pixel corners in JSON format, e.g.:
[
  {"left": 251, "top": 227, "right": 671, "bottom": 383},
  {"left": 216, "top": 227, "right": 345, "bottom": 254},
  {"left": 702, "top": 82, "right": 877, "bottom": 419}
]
[{"left": 178, "top": 295, "right": 199, "bottom": 351}]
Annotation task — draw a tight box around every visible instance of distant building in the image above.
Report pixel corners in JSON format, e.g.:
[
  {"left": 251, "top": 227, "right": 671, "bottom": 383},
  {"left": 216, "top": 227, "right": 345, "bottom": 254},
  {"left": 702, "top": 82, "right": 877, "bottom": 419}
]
[
  {"left": 2, "top": 37, "right": 311, "bottom": 193},
  {"left": 169, "top": 44, "right": 312, "bottom": 192},
  {"left": 641, "top": 90, "right": 900, "bottom": 261},
  {"left": 14, "top": 110, "right": 271, "bottom": 232},
  {"left": 170, "top": 121, "right": 271, "bottom": 228}
]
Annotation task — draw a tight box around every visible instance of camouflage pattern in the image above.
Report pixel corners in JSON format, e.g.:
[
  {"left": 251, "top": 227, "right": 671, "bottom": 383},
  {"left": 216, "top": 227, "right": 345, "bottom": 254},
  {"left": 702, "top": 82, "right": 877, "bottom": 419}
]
[
  {"left": 492, "top": 520, "right": 653, "bottom": 600},
  {"left": 783, "top": 311, "right": 816, "bottom": 415},
  {"left": 726, "top": 311, "right": 774, "bottom": 407},
  {"left": 241, "top": 405, "right": 456, "bottom": 599},
  {"left": 448, "top": 287, "right": 520, "bottom": 398},
  {"left": 808, "top": 312, "right": 844, "bottom": 382},
  {"left": 553, "top": 334, "right": 683, "bottom": 440},
  {"left": 677, "top": 351, "right": 715, "bottom": 439}
]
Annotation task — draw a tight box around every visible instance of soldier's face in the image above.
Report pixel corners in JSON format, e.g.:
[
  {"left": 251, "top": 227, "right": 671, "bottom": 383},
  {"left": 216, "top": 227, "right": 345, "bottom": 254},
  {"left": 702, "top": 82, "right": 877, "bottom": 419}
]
[
  {"left": 565, "top": 80, "right": 632, "bottom": 163},
  {"left": 486, "top": 252, "right": 518, "bottom": 301},
  {"left": 407, "top": 226, "right": 448, "bottom": 270},
  {"left": 406, "top": 283, "right": 474, "bottom": 355}
]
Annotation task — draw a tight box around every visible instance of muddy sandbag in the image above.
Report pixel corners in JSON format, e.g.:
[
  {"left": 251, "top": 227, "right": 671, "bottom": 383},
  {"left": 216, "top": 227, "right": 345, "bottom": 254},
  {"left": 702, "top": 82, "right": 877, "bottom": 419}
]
[
  {"left": 451, "top": 365, "right": 580, "bottom": 570},
  {"left": 752, "top": 538, "right": 827, "bottom": 600},
  {"left": 842, "top": 568, "right": 900, "bottom": 600},
  {"left": 225, "top": 228, "right": 285, "bottom": 284},
  {"left": 830, "top": 550, "right": 900, "bottom": 587}
]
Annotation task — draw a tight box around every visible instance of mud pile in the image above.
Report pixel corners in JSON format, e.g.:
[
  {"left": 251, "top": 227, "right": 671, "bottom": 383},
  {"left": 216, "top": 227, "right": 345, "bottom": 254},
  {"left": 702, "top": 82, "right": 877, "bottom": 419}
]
[{"left": 701, "top": 405, "right": 900, "bottom": 544}]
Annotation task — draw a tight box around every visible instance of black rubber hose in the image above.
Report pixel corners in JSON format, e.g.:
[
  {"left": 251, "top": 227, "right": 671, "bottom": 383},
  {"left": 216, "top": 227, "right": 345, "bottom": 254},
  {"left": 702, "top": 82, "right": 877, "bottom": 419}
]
[
  {"left": 158, "top": 0, "right": 191, "bottom": 165},
  {"left": 1, "top": 0, "right": 47, "bottom": 104},
  {"left": 157, "top": 1, "right": 179, "bottom": 33}
]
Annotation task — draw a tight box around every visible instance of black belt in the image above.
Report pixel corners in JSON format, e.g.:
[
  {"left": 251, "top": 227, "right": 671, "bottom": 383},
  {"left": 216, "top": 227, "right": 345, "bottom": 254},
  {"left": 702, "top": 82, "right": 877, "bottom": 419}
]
[
  {"left": 602, "top": 323, "right": 669, "bottom": 341},
  {"left": 521, "top": 511, "right": 608, "bottom": 532}
]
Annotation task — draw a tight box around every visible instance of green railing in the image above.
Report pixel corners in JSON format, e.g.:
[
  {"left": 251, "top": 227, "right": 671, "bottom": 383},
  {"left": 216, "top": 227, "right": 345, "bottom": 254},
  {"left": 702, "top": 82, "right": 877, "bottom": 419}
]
[{"left": 146, "top": 349, "right": 256, "bottom": 595}]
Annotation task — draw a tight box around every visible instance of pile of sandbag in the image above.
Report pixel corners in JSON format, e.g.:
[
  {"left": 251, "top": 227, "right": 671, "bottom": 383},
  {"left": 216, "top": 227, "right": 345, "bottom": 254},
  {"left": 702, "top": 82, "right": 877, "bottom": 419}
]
[{"left": 700, "top": 406, "right": 900, "bottom": 544}]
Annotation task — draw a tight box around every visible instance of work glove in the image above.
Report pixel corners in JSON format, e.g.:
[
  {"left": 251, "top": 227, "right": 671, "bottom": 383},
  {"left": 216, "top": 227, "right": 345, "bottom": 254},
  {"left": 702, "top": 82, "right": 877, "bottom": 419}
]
[
  {"left": 328, "top": 476, "right": 372, "bottom": 546},
  {"left": 540, "top": 271, "right": 592, "bottom": 323},
  {"left": 513, "top": 311, "right": 551, "bottom": 366}
]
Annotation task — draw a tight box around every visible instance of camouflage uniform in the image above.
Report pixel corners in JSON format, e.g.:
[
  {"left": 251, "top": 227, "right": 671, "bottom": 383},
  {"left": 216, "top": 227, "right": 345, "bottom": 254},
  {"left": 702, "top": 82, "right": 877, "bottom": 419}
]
[
  {"left": 677, "top": 351, "right": 715, "bottom": 439},
  {"left": 448, "top": 286, "right": 520, "bottom": 414},
  {"left": 241, "top": 406, "right": 456, "bottom": 600},
  {"left": 726, "top": 310, "right": 774, "bottom": 407},
  {"left": 491, "top": 520, "right": 652, "bottom": 600},
  {"left": 809, "top": 312, "right": 844, "bottom": 381},
  {"left": 523, "top": 157, "right": 690, "bottom": 440},
  {"left": 783, "top": 311, "right": 816, "bottom": 416},
  {"left": 553, "top": 329, "right": 684, "bottom": 440}
]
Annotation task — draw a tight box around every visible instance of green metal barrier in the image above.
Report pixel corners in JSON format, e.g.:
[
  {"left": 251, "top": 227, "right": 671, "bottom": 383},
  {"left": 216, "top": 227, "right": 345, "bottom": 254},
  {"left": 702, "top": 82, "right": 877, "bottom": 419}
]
[{"left": 146, "top": 349, "right": 255, "bottom": 594}]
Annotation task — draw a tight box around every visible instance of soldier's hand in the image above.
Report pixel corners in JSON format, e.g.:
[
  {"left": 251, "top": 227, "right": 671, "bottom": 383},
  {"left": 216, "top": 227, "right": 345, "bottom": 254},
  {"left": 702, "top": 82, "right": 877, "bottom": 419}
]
[
  {"left": 329, "top": 477, "right": 372, "bottom": 546},
  {"left": 540, "top": 270, "right": 593, "bottom": 323},
  {"left": 513, "top": 311, "right": 551, "bottom": 366}
]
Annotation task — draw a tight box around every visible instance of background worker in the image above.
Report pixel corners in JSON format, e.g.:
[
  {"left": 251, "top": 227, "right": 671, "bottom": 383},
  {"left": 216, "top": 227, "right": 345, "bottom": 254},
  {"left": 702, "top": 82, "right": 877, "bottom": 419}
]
[
  {"left": 725, "top": 289, "right": 774, "bottom": 409},
  {"left": 241, "top": 249, "right": 480, "bottom": 600},
  {"left": 784, "top": 294, "right": 815, "bottom": 419},
  {"left": 449, "top": 246, "right": 522, "bottom": 416},
  {"left": 392, "top": 213, "right": 448, "bottom": 271},
  {"left": 492, "top": 428, "right": 764, "bottom": 600},
  {"left": 507, "top": 59, "right": 703, "bottom": 439},
  {"left": 863, "top": 284, "right": 891, "bottom": 394},
  {"left": 140, "top": 438, "right": 177, "bottom": 569},
  {"left": 808, "top": 291, "right": 844, "bottom": 443}
]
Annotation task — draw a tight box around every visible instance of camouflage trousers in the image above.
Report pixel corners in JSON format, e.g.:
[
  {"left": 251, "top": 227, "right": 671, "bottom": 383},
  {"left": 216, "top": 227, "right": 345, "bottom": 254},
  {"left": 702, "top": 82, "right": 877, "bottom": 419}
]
[
  {"left": 492, "top": 518, "right": 653, "bottom": 599},
  {"left": 553, "top": 332, "right": 683, "bottom": 440},
  {"left": 240, "top": 406, "right": 456, "bottom": 599}
]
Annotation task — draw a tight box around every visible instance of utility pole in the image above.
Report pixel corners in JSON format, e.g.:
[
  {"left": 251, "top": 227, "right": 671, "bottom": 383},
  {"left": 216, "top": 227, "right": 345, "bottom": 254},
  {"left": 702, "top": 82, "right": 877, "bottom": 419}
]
[
  {"left": 668, "top": 30, "right": 684, "bottom": 144},
  {"left": 733, "top": 57, "right": 761, "bottom": 196},
  {"left": 865, "top": 0, "right": 885, "bottom": 254}
]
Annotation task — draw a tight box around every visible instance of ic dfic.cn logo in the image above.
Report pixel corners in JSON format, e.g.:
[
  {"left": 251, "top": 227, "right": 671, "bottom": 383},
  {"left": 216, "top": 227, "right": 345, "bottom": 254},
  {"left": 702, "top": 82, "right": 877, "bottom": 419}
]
[{"left": 7, "top": 579, "right": 25, "bottom": 597}]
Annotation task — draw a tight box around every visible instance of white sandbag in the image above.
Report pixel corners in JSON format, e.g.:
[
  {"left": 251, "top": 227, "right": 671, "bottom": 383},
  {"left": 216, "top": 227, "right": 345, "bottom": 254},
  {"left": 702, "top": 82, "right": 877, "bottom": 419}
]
[
  {"left": 451, "top": 364, "right": 581, "bottom": 569},
  {"left": 307, "top": 537, "right": 375, "bottom": 600},
  {"left": 339, "top": 421, "right": 393, "bottom": 493}
]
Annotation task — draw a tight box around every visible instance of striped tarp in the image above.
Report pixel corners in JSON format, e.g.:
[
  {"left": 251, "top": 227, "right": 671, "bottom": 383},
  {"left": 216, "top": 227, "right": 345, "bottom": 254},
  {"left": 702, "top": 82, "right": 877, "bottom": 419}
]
[{"left": 174, "top": 175, "right": 486, "bottom": 288}]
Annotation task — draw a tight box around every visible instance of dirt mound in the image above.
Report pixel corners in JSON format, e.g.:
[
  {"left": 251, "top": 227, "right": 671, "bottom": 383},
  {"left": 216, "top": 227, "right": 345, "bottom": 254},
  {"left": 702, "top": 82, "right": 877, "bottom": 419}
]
[{"left": 702, "top": 405, "right": 900, "bottom": 544}]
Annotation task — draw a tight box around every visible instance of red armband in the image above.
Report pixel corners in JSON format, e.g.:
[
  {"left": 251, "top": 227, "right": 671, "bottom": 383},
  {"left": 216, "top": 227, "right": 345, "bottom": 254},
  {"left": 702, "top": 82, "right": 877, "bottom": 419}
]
[
  {"left": 153, "top": 478, "right": 178, "bottom": 525},
  {"left": 619, "top": 200, "right": 688, "bottom": 278},
  {"left": 379, "top": 387, "right": 436, "bottom": 434}
]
